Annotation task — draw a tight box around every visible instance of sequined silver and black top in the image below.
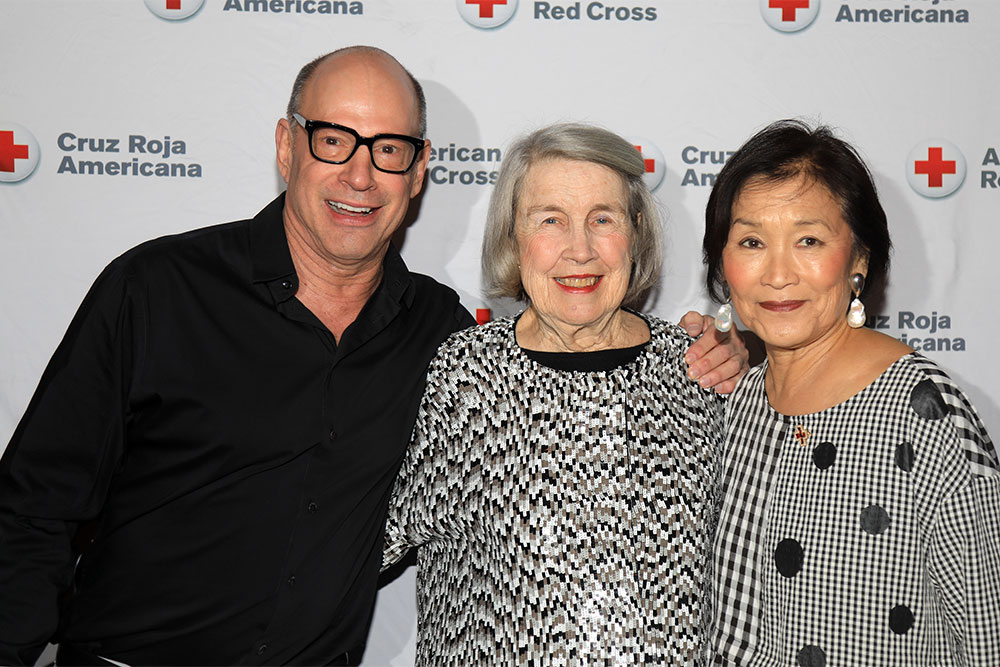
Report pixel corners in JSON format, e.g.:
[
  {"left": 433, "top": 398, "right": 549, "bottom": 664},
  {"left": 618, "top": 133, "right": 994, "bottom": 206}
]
[{"left": 383, "top": 315, "right": 724, "bottom": 666}]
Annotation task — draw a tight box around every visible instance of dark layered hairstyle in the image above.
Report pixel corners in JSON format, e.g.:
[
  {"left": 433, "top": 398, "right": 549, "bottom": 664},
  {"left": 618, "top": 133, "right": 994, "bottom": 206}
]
[{"left": 703, "top": 119, "right": 891, "bottom": 303}]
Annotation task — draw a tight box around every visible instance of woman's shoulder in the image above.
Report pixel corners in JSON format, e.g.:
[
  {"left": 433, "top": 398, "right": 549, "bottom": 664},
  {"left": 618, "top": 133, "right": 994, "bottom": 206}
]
[
  {"left": 835, "top": 346, "right": 965, "bottom": 420},
  {"left": 629, "top": 314, "right": 694, "bottom": 376},
  {"left": 880, "top": 351, "right": 967, "bottom": 406},
  {"left": 639, "top": 314, "right": 730, "bottom": 409},
  {"left": 885, "top": 353, "right": 999, "bottom": 479},
  {"left": 641, "top": 313, "right": 698, "bottom": 350},
  {"left": 723, "top": 362, "right": 768, "bottom": 421},
  {"left": 736, "top": 361, "right": 768, "bottom": 392},
  {"left": 442, "top": 315, "right": 512, "bottom": 344},
  {"left": 427, "top": 316, "right": 517, "bottom": 372}
]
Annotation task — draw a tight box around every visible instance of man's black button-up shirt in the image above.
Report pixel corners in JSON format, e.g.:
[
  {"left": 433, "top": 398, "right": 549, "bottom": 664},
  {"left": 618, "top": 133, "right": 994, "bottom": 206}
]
[{"left": 0, "top": 194, "right": 473, "bottom": 665}]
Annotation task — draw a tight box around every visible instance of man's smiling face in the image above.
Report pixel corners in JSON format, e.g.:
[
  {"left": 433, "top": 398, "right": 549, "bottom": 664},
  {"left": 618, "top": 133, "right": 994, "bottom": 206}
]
[{"left": 276, "top": 50, "right": 429, "bottom": 271}]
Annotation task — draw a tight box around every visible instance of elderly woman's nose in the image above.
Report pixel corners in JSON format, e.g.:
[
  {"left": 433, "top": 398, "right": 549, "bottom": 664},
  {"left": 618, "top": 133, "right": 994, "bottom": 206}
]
[{"left": 564, "top": 224, "right": 598, "bottom": 261}]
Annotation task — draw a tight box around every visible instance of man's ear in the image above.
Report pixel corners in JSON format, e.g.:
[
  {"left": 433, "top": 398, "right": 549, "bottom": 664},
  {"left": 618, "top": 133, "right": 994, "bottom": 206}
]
[
  {"left": 275, "top": 117, "right": 293, "bottom": 184},
  {"left": 409, "top": 139, "right": 432, "bottom": 199}
]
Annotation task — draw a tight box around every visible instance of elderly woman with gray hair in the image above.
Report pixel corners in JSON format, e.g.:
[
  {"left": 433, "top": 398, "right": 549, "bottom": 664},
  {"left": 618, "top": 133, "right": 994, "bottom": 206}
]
[{"left": 382, "top": 123, "right": 743, "bottom": 666}]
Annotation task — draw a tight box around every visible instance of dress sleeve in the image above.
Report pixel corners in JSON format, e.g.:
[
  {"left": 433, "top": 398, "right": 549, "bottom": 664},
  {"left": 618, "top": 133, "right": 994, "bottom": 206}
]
[
  {"left": 927, "top": 476, "right": 1000, "bottom": 663},
  {"left": 924, "top": 377, "right": 1000, "bottom": 664},
  {"left": 382, "top": 343, "right": 472, "bottom": 569},
  {"left": 0, "top": 260, "right": 139, "bottom": 666}
]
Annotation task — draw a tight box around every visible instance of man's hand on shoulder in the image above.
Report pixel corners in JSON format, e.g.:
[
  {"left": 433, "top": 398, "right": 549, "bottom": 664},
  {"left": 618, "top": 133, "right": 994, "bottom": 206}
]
[{"left": 679, "top": 310, "right": 750, "bottom": 395}]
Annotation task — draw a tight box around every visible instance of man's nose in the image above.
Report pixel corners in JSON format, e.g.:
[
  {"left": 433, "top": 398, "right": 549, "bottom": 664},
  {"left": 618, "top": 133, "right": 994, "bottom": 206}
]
[{"left": 340, "top": 145, "right": 377, "bottom": 190}]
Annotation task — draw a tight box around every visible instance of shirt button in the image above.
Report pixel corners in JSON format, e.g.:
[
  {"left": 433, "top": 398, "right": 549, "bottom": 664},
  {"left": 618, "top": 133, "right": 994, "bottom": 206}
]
[
  {"left": 308, "top": 501, "right": 319, "bottom": 513},
  {"left": 329, "top": 430, "right": 337, "bottom": 441},
  {"left": 287, "top": 575, "right": 296, "bottom": 588},
  {"left": 280, "top": 280, "right": 293, "bottom": 289},
  {"left": 257, "top": 644, "right": 267, "bottom": 656}
]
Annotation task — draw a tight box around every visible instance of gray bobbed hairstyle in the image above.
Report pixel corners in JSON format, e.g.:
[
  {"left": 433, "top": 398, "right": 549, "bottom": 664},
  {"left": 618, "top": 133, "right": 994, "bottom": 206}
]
[{"left": 481, "top": 123, "right": 663, "bottom": 309}]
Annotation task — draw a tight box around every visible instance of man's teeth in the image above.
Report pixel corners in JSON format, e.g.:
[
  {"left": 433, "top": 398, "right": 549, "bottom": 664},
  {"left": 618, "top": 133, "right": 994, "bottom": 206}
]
[
  {"left": 555, "top": 276, "right": 600, "bottom": 287},
  {"left": 328, "top": 201, "right": 373, "bottom": 214}
]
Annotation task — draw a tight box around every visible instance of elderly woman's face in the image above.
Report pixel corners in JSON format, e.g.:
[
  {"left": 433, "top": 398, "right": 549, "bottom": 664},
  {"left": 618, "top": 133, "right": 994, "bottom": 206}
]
[
  {"left": 515, "top": 158, "right": 633, "bottom": 330},
  {"left": 722, "top": 175, "right": 867, "bottom": 351}
]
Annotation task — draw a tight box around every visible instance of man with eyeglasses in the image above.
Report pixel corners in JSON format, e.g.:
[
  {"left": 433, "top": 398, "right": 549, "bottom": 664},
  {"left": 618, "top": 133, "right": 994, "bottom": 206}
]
[{"left": 0, "top": 46, "right": 745, "bottom": 666}]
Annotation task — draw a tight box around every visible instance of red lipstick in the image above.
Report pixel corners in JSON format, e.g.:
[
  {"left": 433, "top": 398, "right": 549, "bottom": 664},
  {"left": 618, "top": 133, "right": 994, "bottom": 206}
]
[{"left": 553, "top": 275, "right": 603, "bottom": 294}]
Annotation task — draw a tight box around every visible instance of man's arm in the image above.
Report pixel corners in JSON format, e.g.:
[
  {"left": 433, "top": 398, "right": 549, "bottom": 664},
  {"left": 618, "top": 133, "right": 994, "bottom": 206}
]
[
  {"left": 679, "top": 311, "right": 751, "bottom": 395},
  {"left": 0, "top": 263, "right": 134, "bottom": 665}
]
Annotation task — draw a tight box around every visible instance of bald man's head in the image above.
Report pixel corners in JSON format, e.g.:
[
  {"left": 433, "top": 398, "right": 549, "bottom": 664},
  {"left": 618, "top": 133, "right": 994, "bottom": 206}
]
[{"left": 286, "top": 46, "right": 427, "bottom": 138}]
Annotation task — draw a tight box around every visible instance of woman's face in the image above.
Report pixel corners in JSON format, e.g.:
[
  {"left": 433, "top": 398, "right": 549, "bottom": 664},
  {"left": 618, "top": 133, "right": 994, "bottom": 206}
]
[
  {"left": 515, "top": 158, "right": 634, "bottom": 331},
  {"left": 722, "top": 175, "right": 867, "bottom": 352}
]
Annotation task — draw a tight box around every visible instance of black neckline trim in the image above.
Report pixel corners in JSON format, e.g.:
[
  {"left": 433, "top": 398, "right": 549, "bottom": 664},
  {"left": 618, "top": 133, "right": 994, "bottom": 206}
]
[{"left": 522, "top": 343, "right": 648, "bottom": 372}]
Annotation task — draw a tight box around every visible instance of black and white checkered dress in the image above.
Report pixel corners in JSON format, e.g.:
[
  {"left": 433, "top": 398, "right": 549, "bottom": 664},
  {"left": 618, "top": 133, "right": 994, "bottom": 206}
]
[
  {"left": 710, "top": 353, "right": 1000, "bottom": 666},
  {"left": 384, "top": 315, "right": 724, "bottom": 666}
]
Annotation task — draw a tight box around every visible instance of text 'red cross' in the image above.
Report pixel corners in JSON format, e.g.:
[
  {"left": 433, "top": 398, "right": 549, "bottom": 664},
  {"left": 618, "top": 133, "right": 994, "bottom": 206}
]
[
  {"left": 770, "top": 0, "right": 810, "bottom": 22},
  {"left": 634, "top": 146, "right": 655, "bottom": 174},
  {"left": 466, "top": 0, "right": 507, "bottom": 19},
  {"left": 793, "top": 424, "right": 810, "bottom": 447},
  {"left": 476, "top": 308, "right": 492, "bottom": 325},
  {"left": 914, "top": 147, "right": 957, "bottom": 188},
  {"left": 0, "top": 130, "right": 30, "bottom": 173}
]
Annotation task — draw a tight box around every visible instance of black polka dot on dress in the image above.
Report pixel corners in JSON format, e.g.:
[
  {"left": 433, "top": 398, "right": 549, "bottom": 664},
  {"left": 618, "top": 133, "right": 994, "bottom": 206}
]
[
  {"left": 894, "top": 441, "right": 915, "bottom": 472},
  {"left": 796, "top": 644, "right": 826, "bottom": 666},
  {"left": 889, "top": 604, "right": 914, "bottom": 635},
  {"left": 860, "top": 504, "right": 891, "bottom": 535},
  {"left": 910, "top": 378, "right": 948, "bottom": 420},
  {"left": 812, "top": 441, "right": 837, "bottom": 470},
  {"left": 774, "top": 538, "right": 804, "bottom": 578}
]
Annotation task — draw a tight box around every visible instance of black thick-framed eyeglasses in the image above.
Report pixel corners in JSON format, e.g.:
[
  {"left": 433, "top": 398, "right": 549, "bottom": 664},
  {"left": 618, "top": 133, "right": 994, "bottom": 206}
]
[{"left": 291, "top": 113, "right": 425, "bottom": 174}]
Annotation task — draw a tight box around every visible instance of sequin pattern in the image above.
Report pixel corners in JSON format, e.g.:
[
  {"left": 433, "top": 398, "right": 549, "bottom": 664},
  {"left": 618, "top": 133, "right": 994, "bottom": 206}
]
[{"left": 384, "top": 316, "right": 725, "bottom": 666}]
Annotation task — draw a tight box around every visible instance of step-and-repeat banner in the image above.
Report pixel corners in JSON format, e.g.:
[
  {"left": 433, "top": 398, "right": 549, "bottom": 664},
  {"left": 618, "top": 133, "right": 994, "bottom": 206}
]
[{"left": 3, "top": 1, "right": 998, "bottom": 663}]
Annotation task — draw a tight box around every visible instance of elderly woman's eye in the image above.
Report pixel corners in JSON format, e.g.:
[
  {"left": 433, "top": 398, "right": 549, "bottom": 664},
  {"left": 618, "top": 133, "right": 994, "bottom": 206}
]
[
  {"left": 799, "top": 236, "right": 821, "bottom": 247},
  {"left": 738, "top": 238, "right": 762, "bottom": 249},
  {"left": 542, "top": 217, "right": 559, "bottom": 225}
]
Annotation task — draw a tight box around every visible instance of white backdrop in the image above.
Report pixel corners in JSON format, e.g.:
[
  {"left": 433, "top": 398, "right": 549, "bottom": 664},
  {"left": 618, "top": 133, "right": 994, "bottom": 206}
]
[{"left": 2, "top": 1, "right": 998, "bottom": 664}]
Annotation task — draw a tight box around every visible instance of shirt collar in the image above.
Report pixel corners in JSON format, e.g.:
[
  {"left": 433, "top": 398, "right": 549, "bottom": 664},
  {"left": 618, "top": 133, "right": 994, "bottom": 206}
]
[
  {"left": 380, "top": 241, "right": 416, "bottom": 309},
  {"left": 248, "top": 191, "right": 414, "bottom": 309}
]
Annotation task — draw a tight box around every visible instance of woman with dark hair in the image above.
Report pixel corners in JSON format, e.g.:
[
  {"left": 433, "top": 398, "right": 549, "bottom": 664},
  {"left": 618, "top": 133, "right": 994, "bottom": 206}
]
[{"left": 706, "top": 119, "right": 1000, "bottom": 666}]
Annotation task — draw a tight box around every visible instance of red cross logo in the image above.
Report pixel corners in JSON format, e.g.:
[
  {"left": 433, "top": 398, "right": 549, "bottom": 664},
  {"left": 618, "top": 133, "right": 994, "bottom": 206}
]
[
  {"left": 466, "top": 0, "right": 507, "bottom": 19},
  {"left": 770, "top": 0, "right": 810, "bottom": 22},
  {"left": 793, "top": 424, "right": 811, "bottom": 447},
  {"left": 476, "top": 308, "right": 492, "bottom": 325},
  {"left": 913, "top": 146, "right": 957, "bottom": 188},
  {"left": 0, "top": 130, "right": 30, "bottom": 173},
  {"left": 634, "top": 145, "right": 655, "bottom": 174},
  {"left": 166, "top": 0, "right": 181, "bottom": 8}
]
